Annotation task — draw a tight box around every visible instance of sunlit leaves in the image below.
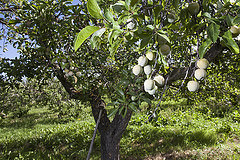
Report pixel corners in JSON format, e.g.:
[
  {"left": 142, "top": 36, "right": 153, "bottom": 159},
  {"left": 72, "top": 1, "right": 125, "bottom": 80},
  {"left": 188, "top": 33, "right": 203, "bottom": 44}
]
[
  {"left": 222, "top": 30, "right": 239, "bottom": 54},
  {"left": 199, "top": 39, "right": 212, "bottom": 59},
  {"left": 207, "top": 23, "right": 220, "bottom": 43},
  {"left": 104, "top": 9, "right": 114, "bottom": 23},
  {"left": 74, "top": 26, "right": 100, "bottom": 51},
  {"left": 226, "top": 15, "right": 234, "bottom": 26},
  {"left": 87, "top": 0, "right": 103, "bottom": 19},
  {"left": 130, "top": 0, "right": 140, "bottom": 7},
  {"left": 140, "top": 36, "right": 151, "bottom": 49},
  {"left": 90, "top": 28, "right": 106, "bottom": 49}
]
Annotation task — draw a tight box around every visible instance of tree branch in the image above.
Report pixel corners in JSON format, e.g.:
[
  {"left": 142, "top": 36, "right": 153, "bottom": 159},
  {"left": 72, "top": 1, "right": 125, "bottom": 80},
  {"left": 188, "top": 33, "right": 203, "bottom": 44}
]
[
  {"left": 166, "top": 43, "right": 224, "bottom": 84},
  {"left": 52, "top": 64, "right": 89, "bottom": 100}
]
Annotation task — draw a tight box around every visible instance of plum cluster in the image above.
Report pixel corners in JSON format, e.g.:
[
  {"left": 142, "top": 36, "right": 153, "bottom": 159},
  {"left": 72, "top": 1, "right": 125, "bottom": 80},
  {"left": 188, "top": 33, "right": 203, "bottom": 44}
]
[
  {"left": 187, "top": 58, "right": 209, "bottom": 92},
  {"left": 132, "top": 52, "right": 165, "bottom": 95}
]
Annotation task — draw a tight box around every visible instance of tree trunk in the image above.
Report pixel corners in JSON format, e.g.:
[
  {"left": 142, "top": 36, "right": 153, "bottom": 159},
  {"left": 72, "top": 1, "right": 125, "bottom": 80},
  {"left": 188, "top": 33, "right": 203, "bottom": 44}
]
[
  {"left": 100, "top": 132, "right": 121, "bottom": 160},
  {"left": 90, "top": 92, "right": 132, "bottom": 160}
]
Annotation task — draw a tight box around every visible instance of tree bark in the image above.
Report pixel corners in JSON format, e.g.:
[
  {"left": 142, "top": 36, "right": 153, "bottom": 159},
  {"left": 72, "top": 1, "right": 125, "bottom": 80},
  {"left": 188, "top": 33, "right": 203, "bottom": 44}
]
[{"left": 90, "top": 92, "right": 132, "bottom": 160}]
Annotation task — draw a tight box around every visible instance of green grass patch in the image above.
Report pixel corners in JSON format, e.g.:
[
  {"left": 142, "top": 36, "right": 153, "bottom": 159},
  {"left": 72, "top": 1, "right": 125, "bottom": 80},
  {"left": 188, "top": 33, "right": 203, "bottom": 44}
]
[{"left": 0, "top": 101, "right": 239, "bottom": 160}]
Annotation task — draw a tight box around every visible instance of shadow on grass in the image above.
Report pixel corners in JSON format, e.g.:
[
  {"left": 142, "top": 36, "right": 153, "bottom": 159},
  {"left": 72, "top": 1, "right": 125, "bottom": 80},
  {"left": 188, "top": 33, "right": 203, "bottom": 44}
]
[
  {"left": 0, "top": 110, "right": 73, "bottom": 129},
  {"left": 0, "top": 120, "right": 226, "bottom": 160},
  {"left": 120, "top": 125, "right": 218, "bottom": 160},
  {"left": 0, "top": 121, "right": 101, "bottom": 160}
]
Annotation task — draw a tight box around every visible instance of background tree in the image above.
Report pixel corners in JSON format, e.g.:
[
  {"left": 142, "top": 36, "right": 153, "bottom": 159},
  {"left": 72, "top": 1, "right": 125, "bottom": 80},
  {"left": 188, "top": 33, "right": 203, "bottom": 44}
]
[{"left": 0, "top": 0, "right": 239, "bottom": 159}]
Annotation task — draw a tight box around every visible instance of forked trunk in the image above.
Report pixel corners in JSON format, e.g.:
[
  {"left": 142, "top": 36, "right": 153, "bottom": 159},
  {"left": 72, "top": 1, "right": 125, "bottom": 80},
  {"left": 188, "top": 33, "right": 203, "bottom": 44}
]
[{"left": 90, "top": 93, "right": 132, "bottom": 160}]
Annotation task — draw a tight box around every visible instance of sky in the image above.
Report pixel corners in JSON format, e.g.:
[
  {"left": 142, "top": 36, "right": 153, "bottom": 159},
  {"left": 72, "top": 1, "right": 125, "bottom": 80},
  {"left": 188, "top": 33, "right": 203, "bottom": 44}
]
[{"left": 0, "top": 0, "right": 80, "bottom": 59}]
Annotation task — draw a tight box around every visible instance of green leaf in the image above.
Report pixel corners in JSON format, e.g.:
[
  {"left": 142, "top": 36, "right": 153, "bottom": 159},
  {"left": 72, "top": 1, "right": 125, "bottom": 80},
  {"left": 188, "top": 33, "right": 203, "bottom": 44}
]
[
  {"left": 226, "top": 15, "right": 234, "bottom": 27},
  {"left": 90, "top": 28, "right": 106, "bottom": 49},
  {"left": 129, "top": 102, "right": 138, "bottom": 112},
  {"left": 161, "top": 55, "right": 168, "bottom": 68},
  {"left": 153, "top": 5, "right": 162, "bottom": 21},
  {"left": 107, "top": 108, "right": 118, "bottom": 118},
  {"left": 122, "top": 107, "right": 128, "bottom": 118},
  {"left": 140, "top": 36, "right": 151, "bottom": 49},
  {"left": 207, "top": 23, "right": 220, "bottom": 43},
  {"left": 199, "top": 39, "right": 212, "bottom": 59},
  {"left": 130, "top": 0, "right": 140, "bottom": 7},
  {"left": 74, "top": 26, "right": 100, "bottom": 51},
  {"left": 116, "top": 87, "right": 125, "bottom": 98},
  {"left": 179, "top": 8, "right": 189, "bottom": 23},
  {"left": 87, "top": 0, "right": 103, "bottom": 19},
  {"left": 157, "top": 33, "right": 170, "bottom": 43},
  {"left": 104, "top": 9, "right": 114, "bottom": 23},
  {"left": 112, "top": 2, "right": 125, "bottom": 12},
  {"left": 222, "top": 30, "right": 239, "bottom": 54},
  {"left": 113, "top": 21, "right": 121, "bottom": 30},
  {"left": 125, "top": 0, "right": 131, "bottom": 10},
  {"left": 146, "top": 25, "right": 155, "bottom": 30},
  {"left": 119, "top": 106, "right": 125, "bottom": 115},
  {"left": 172, "top": 0, "right": 179, "bottom": 10},
  {"left": 203, "top": 12, "right": 211, "bottom": 19},
  {"left": 107, "top": 101, "right": 120, "bottom": 107},
  {"left": 141, "top": 97, "right": 151, "bottom": 105},
  {"left": 109, "top": 37, "right": 123, "bottom": 57},
  {"left": 233, "top": 15, "right": 240, "bottom": 24}
]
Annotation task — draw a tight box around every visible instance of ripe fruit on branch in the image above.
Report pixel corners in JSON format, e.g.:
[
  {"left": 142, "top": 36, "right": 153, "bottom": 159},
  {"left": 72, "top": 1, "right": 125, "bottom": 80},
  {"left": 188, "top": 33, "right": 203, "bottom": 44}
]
[
  {"left": 194, "top": 69, "right": 207, "bottom": 80},
  {"left": 132, "top": 65, "right": 143, "bottom": 75},
  {"left": 76, "top": 72, "right": 81, "bottom": 77},
  {"left": 144, "top": 79, "right": 155, "bottom": 91},
  {"left": 230, "top": 26, "right": 240, "bottom": 37},
  {"left": 64, "top": 69, "right": 69, "bottom": 73},
  {"left": 144, "top": 65, "right": 152, "bottom": 75},
  {"left": 68, "top": 71, "right": 74, "bottom": 76},
  {"left": 197, "top": 58, "right": 209, "bottom": 69},
  {"left": 160, "top": 44, "right": 171, "bottom": 55},
  {"left": 153, "top": 75, "right": 165, "bottom": 87},
  {"left": 167, "top": 13, "right": 176, "bottom": 23},
  {"left": 188, "top": 2, "right": 200, "bottom": 15},
  {"left": 147, "top": 86, "right": 158, "bottom": 95},
  {"left": 126, "top": 18, "right": 137, "bottom": 30},
  {"left": 230, "top": 26, "right": 240, "bottom": 34},
  {"left": 187, "top": 81, "right": 199, "bottom": 92},
  {"left": 146, "top": 51, "right": 155, "bottom": 61},
  {"left": 138, "top": 55, "right": 148, "bottom": 66}
]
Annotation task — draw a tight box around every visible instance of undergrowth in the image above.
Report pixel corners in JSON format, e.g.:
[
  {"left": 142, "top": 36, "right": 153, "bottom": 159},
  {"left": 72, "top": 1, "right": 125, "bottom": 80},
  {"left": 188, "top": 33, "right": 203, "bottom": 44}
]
[{"left": 0, "top": 100, "right": 239, "bottom": 160}]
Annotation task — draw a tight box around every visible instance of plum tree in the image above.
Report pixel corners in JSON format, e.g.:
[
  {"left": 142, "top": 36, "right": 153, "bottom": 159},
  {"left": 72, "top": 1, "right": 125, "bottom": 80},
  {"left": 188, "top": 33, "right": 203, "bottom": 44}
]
[{"left": 0, "top": 0, "right": 240, "bottom": 159}]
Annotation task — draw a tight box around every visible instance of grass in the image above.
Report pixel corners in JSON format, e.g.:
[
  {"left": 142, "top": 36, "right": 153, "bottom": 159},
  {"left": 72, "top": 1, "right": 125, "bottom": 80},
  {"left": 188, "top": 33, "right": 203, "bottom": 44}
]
[{"left": 0, "top": 100, "right": 239, "bottom": 160}]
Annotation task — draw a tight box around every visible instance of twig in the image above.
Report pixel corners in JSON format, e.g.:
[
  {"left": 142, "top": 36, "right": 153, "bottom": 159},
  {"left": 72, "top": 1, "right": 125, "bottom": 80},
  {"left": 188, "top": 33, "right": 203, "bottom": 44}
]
[
  {"left": 172, "top": 57, "right": 194, "bottom": 96},
  {"left": 86, "top": 109, "right": 102, "bottom": 160}
]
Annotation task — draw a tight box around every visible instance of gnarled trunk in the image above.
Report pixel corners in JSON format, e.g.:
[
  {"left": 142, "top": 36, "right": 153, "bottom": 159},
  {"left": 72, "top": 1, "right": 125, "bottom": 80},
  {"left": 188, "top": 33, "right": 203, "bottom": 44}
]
[{"left": 90, "top": 94, "right": 132, "bottom": 160}]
